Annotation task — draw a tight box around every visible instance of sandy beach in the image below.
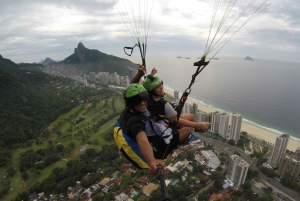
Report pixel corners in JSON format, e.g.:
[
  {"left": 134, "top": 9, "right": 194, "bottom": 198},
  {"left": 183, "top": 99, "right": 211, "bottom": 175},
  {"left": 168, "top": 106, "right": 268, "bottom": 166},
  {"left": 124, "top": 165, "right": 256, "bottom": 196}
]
[{"left": 164, "top": 87, "right": 300, "bottom": 152}]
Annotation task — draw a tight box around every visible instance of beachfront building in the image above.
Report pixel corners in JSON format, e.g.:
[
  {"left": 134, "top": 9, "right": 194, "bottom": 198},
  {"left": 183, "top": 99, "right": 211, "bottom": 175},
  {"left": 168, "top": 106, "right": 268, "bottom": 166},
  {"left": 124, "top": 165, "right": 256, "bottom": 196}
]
[
  {"left": 277, "top": 156, "right": 300, "bottom": 181},
  {"left": 219, "top": 113, "right": 230, "bottom": 138},
  {"left": 227, "top": 155, "right": 249, "bottom": 186},
  {"left": 182, "top": 103, "right": 192, "bottom": 114},
  {"left": 192, "top": 103, "right": 198, "bottom": 117},
  {"left": 295, "top": 147, "right": 300, "bottom": 159},
  {"left": 229, "top": 113, "right": 242, "bottom": 141},
  {"left": 196, "top": 110, "right": 207, "bottom": 122},
  {"left": 174, "top": 90, "right": 179, "bottom": 102},
  {"left": 209, "top": 111, "right": 221, "bottom": 134},
  {"left": 269, "top": 134, "right": 290, "bottom": 167}
]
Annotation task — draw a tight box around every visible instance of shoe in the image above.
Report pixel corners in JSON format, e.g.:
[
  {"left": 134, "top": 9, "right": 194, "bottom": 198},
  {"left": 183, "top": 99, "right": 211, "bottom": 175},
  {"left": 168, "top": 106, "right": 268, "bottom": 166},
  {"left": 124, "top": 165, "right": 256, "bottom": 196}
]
[{"left": 187, "top": 134, "right": 199, "bottom": 143}]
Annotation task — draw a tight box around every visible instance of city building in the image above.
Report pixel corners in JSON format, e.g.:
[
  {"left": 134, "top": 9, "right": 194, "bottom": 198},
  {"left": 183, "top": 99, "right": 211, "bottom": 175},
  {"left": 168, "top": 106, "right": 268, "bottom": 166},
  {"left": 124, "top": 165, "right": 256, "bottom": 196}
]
[
  {"left": 229, "top": 113, "right": 242, "bottom": 141},
  {"left": 174, "top": 90, "right": 179, "bottom": 102},
  {"left": 209, "top": 112, "right": 221, "bottom": 134},
  {"left": 227, "top": 155, "right": 249, "bottom": 186},
  {"left": 196, "top": 110, "right": 207, "bottom": 122},
  {"left": 219, "top": 113, "right": 229, "bottom": 138},
  {"left": 277, "top": 156, "right": 300, "bottom": 181},
  {"left": 182, "top": 103, "right": 191, "bottom": 114},
  {"left": 192, "top": 103, "right": 198, "bottom": 117},
  {"left": 269, "top": 134, "right": 290, "bottom": 167},
  {"left": 295, "top": 147, "right": 300, "bottom": 159},
  {"left": 89, "top": 72, "right": 96, "bottom": 82}
]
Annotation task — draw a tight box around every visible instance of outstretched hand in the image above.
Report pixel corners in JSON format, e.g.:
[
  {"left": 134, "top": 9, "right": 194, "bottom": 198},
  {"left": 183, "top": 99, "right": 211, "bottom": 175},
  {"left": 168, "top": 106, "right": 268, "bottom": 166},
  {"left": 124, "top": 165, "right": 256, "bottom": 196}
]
[
  {"left": 196, "top": 122, "right": 210, "bottom": 130},
  {"left": 148, "top": 159, "right": 166, "bottom": 175}
]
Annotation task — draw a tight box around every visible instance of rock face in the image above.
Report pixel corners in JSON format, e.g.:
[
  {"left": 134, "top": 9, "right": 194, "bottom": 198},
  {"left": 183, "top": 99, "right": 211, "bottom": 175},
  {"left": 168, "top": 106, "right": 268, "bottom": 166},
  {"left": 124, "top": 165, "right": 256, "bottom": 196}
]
[
  {"left": 75, "top": 42, "right": 86, "bottom": 62},
  {"left": 245, "top": 56, "right": 254, "bottom": 60}
]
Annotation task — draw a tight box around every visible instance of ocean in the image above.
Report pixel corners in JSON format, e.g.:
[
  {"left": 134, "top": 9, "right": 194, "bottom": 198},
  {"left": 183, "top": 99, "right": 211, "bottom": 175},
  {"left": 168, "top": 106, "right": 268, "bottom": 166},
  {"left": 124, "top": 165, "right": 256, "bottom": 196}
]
[{"left": 126, "top": 54, "right": 300, "bottom": 143}]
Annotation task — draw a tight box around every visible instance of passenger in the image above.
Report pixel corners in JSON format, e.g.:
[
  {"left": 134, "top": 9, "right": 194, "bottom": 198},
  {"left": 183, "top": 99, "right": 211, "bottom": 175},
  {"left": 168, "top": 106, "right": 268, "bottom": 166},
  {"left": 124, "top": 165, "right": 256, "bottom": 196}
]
[
  {"left": 118, "top": 83, "right": 191, "bottom": 174},
  {"left": 131, "top": 65, "right": 210, "bottom": 142}
]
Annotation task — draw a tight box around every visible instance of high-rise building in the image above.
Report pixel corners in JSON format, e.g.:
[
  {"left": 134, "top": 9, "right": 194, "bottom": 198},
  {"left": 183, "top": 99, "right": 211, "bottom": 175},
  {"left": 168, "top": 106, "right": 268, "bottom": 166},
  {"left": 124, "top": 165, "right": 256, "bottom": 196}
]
[
  {"left": 182, "top": 103, "right": 191, "bottom": 114},
  {"left": 120, "top": 76, "right": 126, "bottom": 87},
  {"left": 219, "top": 113, "right": 229, "bottom": 138},
  {"left": 269, "top": 134, "right": 290, "bottom": 167},
  {"left": 295, "top": 147, "right": 300, "bottom": 159},
  {"left": 209, "top": 112, "right": 221, "bottom": 134},
  {"left": 89, "top": 72, "right": 96, "bottom": 82},
  {"left": 229, "top": 113, "right": 242, "bottom": 141},
  {"left": 196, "top": 110, "right": 207, "bottom": 122},
  {"left": 125, "top": 76, "right": 130, "bottom": 87},
  {"left": 192, "top": 103, "right": 198, "bottom": 117},
  {"left": 128, "top": 69, "right": 135, "bottom": 81},
  {"left": 227, "top": 155, "right": 249, "bottom": 186},
  {"left": 174, "top": 90, "right": 179, "bottom": 102},
  {"left": 114, "top": 72, "right": 118, "bottom": 83},
  {"left": 116, "top": 75, "right": 120, "bottom": 85},
  {"left": 277, "top": 156, "right": 300, "bottom": 180}
]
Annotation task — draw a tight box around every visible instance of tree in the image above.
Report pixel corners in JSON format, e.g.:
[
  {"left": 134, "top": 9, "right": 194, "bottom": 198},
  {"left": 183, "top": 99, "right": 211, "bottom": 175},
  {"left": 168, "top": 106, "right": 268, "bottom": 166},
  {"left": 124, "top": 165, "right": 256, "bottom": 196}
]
[
  {"left": 244, "top": 188, "right": 254, "bottom": 199},
  {"left": 262, "top": 186, "right": 273, "bottom": 194},
  {"left": 228, "top": 139, "right": 236, "bottom": 146},
  {"left": 69, "top": 141, "right": 75, "bottom": 149},
  {"left": 47, "top": 140, "right": 53, "bottom": 146},
  {"left": 21, "top": 171, "right": 29, "bottom": 181},
  {"left": 92, "top": 194, "right": 104, "bottom": 201},
  {"left": 6, "top": 165, "right": 16, "bottom": 177}
]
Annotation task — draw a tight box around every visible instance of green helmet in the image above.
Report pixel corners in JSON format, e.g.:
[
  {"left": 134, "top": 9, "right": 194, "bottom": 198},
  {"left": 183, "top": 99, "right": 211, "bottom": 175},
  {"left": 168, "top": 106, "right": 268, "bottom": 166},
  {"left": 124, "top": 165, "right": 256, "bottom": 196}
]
[
  {"left": 143, "top": 75, "right": 163, "bottom": 92},
  {"left": 124, "top": 84, "right": 148, "bottom": 108}
]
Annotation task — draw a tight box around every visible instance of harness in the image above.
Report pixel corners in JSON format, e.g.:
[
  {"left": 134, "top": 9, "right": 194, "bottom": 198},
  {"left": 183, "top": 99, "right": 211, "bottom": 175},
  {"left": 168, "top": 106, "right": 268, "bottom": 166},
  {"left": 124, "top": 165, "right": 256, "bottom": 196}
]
[
  {"left": 114, "top": 108, "right": 175, "bottom": 169},
  {"left": 147, "top": 95, "right": 168, "bottom": 119}
]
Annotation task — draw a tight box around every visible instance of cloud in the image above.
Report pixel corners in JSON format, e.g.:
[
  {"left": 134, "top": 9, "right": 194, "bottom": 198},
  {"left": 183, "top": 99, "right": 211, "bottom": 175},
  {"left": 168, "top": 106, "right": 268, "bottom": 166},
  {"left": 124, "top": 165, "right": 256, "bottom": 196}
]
[{"left": 0, "top": 0, "right": 299, "bottom": 63}]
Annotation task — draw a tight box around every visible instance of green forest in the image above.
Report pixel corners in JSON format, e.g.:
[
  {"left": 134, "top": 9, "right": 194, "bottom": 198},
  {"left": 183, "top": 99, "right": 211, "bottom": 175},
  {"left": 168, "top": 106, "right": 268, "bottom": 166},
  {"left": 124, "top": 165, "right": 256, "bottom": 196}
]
[{"left": 0, "top": 57, "right": 127, "bottom": 200}]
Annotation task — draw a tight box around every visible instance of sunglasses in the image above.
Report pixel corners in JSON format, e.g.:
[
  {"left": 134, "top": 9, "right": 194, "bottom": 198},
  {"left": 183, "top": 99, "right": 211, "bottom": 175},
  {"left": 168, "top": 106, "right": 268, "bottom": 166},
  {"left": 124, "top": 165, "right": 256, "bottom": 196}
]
[{"left": 129, "top": 91, "right": 149, "bottom": 106}]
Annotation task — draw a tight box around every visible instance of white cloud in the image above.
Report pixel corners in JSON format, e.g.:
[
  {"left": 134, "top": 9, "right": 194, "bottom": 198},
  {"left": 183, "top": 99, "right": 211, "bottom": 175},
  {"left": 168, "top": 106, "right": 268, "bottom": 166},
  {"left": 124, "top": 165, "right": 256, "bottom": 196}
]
[{"left": 0, "top": 0, "right": 299, "bottom": 63}]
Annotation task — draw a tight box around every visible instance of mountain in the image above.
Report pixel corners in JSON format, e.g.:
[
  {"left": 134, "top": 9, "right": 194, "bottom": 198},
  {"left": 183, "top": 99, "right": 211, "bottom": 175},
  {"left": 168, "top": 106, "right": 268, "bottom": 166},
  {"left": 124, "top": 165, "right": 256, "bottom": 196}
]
[
  {"left": 245, "top": 56, "right": 254, "bottom": 61},
  {"left": 0, "top": 54, "right": 18, "bottom": 69},
  {"left": 43, "top": 42, "right": 136, "bottom": 78},
  {"left": 40, "top": 57, "right": 56, "bottom": 65}
]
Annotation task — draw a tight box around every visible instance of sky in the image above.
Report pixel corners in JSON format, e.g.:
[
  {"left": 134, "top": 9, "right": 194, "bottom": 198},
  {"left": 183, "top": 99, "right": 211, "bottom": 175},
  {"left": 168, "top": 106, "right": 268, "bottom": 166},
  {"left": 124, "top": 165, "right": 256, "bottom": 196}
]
[{"left": 0, "top": 0, "right": 299, "bottom": 64}]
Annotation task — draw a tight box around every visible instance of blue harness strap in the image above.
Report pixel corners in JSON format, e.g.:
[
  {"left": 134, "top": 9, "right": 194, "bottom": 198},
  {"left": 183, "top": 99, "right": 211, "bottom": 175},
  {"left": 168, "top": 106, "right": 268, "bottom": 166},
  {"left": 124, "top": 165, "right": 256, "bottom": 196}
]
[{"left": 114, "top": 120, "right": 149, "bottom": 169}]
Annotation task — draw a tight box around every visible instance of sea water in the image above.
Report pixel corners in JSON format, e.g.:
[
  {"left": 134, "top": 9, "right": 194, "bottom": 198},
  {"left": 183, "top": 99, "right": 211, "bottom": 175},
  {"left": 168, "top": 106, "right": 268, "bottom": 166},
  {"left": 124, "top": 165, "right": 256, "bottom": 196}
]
[{"left": 127, "top": 54, "right": 300, "bottom": 143}]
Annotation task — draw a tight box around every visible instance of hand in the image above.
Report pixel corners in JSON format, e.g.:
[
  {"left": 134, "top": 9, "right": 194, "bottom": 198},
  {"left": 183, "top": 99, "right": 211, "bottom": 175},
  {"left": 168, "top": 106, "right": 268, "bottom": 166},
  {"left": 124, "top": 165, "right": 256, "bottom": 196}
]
[
  {"left": 196, "top": 122, "right": 210, "bottom": 130},
  {"left": 137, "top": 65, "right": 146, "bottom": 76},
  {"left": 148, "top": 159, "right": 166, "bottom": 175},
  {"left": 151, "top": 67, "right": 157, "bottom": 76}
]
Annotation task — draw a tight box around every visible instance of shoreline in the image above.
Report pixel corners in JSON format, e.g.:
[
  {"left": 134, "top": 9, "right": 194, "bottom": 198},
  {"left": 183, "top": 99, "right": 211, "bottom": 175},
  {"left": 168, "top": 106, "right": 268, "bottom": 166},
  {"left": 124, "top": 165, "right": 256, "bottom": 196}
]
[{"left": 163, "top": 86, "right": 300, "bottom": 152}]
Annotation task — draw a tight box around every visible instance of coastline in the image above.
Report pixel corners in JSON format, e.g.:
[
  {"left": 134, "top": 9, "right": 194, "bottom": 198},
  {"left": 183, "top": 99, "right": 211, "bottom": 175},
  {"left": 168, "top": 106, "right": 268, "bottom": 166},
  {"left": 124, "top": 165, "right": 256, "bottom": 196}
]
[{"left": 163, "top": 87, "right": 300, "bottom": 152}]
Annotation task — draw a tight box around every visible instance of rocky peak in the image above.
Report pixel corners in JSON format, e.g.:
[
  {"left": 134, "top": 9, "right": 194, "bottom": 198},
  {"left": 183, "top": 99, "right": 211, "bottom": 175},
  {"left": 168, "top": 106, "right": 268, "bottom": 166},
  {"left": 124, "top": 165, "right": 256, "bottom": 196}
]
[{"left": 74, "top": 42, "right": 87, "bottom": 62}]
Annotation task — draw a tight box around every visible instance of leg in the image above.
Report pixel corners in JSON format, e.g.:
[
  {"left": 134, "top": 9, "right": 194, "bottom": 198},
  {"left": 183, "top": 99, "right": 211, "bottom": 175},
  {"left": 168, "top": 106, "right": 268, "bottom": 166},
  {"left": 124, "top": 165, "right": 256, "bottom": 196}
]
[
  {"left": 180, "top": 114, "right": 196, "bottom": 122},
  {"left": 177, "top": 114, "right": 197, "bottom": 129},
  {"left": 177, "top": 127, "right": 192, "bottom": 144}
]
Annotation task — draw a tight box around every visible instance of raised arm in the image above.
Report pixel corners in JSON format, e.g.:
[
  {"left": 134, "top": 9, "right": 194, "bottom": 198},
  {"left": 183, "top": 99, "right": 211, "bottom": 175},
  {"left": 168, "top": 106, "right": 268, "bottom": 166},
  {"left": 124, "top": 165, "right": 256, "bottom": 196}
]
[{"left": 130, "top": 65, "right": 146, "bottom": 84}]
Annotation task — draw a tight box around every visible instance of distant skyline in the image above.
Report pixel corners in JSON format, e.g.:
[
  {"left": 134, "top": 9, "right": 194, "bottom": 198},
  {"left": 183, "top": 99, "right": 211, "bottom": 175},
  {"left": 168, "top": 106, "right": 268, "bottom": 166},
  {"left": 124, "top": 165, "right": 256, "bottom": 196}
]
[{"left": 0, "top": 0, "right": 299, "bottom": 63}]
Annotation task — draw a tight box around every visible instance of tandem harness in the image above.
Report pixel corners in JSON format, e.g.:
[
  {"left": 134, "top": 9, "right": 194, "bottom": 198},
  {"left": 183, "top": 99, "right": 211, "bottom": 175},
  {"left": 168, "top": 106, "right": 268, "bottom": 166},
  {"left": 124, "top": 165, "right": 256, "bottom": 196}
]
[{"left": 114, "top": 109, "right": 175, "bottom": 169}]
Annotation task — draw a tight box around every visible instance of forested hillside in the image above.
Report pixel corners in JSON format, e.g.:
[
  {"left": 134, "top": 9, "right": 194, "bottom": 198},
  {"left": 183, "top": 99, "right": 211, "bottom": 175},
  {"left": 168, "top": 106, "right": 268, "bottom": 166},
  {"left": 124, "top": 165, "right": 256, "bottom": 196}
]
[{"left": 0, "top": 57, "right": 113, "bottom": 157}]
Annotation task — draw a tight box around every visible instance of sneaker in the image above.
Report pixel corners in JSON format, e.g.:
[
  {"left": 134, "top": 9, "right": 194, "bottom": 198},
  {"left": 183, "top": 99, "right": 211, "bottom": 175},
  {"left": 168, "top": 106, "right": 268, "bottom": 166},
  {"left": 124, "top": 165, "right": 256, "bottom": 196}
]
[{"left": 187, "top": 134, "right": 199, "bottom": 143}]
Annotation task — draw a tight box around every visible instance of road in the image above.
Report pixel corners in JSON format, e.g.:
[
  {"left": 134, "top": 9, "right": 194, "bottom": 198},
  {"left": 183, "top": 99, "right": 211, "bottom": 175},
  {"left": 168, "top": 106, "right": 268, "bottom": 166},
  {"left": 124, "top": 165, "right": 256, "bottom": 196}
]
[{"left": 197, "top": 133, "right": 300, "bottom": 201}]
